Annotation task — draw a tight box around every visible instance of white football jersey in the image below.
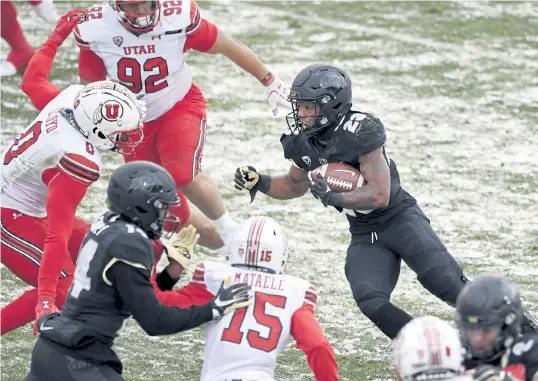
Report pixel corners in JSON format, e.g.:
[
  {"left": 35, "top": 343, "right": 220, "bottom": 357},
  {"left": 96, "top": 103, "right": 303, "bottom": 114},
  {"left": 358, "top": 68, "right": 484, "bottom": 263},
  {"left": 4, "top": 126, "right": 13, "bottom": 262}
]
[
  {"left": 196, "top": 262, "right": 317, "bottom": 381},
  {"left": 1, "top": 85, "right": 102, "bottom": 218},
  {"left": 74, "top": 2, "right": 197, "bottom": 122}
]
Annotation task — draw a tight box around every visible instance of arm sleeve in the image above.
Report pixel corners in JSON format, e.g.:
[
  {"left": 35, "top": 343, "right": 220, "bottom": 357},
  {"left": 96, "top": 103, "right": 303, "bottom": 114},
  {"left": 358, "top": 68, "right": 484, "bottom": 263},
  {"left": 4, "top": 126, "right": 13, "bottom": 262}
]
[
  {"left": 21, "top": 41, "right": 62, "bottom": 111},
  {"left": 78, "top": 48, "right": 106, "bottom": 83},
  {"left": 183, "top": 0, "right": 218, "bottom": 52},
  {"left": 156, "top": 281, "right": 214, "bottom": 308},
  {"left": 290, "top": 304, "right": 338, "bottom": 381},
  {"left": 38, "top": 172, "right": 89, "bottom": 299},
  {"left": 154, "top": 264, "right": 214, "bottom": 307},
  {"left": 110, "top": 261, "right": 213, "bottom": 336}
]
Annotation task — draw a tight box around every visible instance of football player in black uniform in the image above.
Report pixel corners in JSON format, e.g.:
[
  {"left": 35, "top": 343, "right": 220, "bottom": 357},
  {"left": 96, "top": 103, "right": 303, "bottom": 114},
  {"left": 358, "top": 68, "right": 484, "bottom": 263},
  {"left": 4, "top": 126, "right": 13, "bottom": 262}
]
[
  {"left": 24, "top": 161, "right": 253, "bottom": 381},
  {"left": 234, "top": 64, "right": 537, "bottom": 339},
  {"left": 457, "top": 275, "right": 538, "bottom": 381}
]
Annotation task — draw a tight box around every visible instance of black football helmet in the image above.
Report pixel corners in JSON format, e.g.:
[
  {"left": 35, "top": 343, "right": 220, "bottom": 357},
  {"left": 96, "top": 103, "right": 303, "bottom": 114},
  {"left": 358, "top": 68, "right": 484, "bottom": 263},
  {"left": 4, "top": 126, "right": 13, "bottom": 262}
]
[
  {"left": 107, "top": 161, "right": 181, "bottom": 239},
  {"left": 286, "top": 64, "right": 352, "bottom": 136},
  {"left": 456, "top": 274, "right": 523, "bottom": 362}
]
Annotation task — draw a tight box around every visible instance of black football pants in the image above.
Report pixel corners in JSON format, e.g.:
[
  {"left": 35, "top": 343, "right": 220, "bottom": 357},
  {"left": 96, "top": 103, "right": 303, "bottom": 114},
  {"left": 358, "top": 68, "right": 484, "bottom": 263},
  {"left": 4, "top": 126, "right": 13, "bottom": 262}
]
[
  {"left": 24, "top": 337, "right": 125, "bottom": 381},
  {"left": 345, "top": 205, "right": 467, "bottom": 339}
]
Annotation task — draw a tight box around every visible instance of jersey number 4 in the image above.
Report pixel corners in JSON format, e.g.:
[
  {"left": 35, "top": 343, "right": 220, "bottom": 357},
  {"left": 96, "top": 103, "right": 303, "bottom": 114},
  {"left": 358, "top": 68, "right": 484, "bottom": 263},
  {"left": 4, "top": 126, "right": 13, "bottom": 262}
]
[
  {"left": 221, "top": 292, "right": 287, "bottom": 353},
  {"left": 117, "top": 57, "right": 169, "bottom": 94}
]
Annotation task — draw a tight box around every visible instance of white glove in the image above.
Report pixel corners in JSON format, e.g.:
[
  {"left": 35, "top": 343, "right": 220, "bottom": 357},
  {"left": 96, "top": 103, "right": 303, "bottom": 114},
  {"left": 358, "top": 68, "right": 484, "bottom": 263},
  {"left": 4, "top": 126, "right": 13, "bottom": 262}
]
[
  {"left": 164, "top": 225, "right": 200, "bottom": 269},
  {"left": 265, "top": 76, "right": 291, "bottom": 116}
]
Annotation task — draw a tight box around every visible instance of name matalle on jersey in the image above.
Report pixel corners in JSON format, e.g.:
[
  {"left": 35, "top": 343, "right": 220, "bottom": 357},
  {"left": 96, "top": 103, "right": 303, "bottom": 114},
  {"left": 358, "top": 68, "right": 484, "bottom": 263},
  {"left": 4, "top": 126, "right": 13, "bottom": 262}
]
[
  {"left": 195, "top": 262, "right": 317, "bottom": 381},
  {"left": 74, "top": 1, "right": 203, "bottom": 121},
  {"left": 1, "top": 86, "right": 101, "bottom": 217}
]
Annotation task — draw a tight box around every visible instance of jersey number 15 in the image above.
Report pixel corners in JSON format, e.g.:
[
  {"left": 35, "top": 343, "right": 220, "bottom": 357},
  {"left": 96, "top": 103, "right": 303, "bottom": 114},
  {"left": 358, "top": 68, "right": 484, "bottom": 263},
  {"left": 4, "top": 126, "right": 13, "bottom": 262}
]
[{"left": 221, "top": 292, "right": 287, "bottom": 353}]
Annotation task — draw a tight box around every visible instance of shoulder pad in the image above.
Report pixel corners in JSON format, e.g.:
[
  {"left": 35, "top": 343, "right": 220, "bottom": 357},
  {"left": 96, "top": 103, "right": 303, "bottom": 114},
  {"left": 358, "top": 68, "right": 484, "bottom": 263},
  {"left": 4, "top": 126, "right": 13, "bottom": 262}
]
[
  {"left": 280, "top": 133, "right": 304, "bottom": 160},
  {"left": 202, "top": 262, "right": 236, "bottom": 296},
  {"left": 341, "top": 112, "right": 386, "bottom": 156},
  {"left": 74, "top": 4, "right": 115, "bottom": 47},
  {"left": 160, "top": 0, "right": 194, "bottom": 32},
  {"left": 102, "top": 219, "right": 153, "bottom": 273}
]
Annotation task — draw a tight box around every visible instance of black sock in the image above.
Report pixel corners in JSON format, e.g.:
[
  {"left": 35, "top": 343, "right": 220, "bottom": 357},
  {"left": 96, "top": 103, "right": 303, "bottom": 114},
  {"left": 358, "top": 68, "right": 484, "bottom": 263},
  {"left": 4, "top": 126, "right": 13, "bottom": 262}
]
[{"left": 371, "top": 303, "right": 413, "bottom": 339}]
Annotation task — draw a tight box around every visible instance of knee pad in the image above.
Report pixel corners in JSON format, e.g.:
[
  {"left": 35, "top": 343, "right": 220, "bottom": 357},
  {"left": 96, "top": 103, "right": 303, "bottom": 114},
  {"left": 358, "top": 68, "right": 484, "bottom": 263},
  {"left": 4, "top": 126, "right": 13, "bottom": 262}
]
[
  {"left": 417, "top": 265, "right": 466, "bottom": 306},
  {"left": 350, "top": 281, "right": 390, "bottom": 319}
]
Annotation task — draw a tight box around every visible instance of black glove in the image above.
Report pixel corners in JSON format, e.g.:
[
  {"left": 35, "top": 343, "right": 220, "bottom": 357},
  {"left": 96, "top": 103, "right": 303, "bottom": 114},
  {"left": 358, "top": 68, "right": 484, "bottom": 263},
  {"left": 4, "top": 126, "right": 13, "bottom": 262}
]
[
  {"left": 234, "top": 166, "right": 269, "bottom": 203},
  {"left": 471, "top": 365, "right": 511, "bottom": 381},
  {"left": 210, "top": 278, "right": 253, "bottom": 320},
  {"left": 309, "top": 173, "right": 343, "bottom": 212}
]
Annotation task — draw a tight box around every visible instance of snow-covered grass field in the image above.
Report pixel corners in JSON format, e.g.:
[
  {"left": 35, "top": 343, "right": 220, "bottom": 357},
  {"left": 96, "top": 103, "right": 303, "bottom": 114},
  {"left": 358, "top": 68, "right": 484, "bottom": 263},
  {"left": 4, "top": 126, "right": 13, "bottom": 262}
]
[{"left": 2, "top": 1, "right": 537, "bottom": 380}]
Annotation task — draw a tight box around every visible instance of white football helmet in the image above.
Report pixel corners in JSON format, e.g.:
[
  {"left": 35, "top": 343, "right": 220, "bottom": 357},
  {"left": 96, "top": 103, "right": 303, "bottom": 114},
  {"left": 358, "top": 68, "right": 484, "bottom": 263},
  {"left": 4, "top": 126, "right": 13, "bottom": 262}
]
[
  {"left": 72, "top": 81, "right": 145, "bottom": 154},
  {"left": 228, "top": 216, "right": 290, "bottom": 274},
  {"left": 393, "top": 316, "right": 464, "bottom": 381}
]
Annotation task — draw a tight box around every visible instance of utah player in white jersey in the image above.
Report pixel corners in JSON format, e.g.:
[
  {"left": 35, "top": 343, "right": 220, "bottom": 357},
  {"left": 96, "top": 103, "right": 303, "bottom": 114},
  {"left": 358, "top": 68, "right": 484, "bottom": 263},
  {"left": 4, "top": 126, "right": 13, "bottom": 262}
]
[
  {"left": 393, "top": 316, "right": 471, "bottom": 381},
  {"left": 155, "top": 216, "right": 339, "bottom": 381},
  {"left": 73, "top": 1, "right": 291, "bottom": 250},
  {"left": 1, "top": 11, "right": 145, "bottom": 335}
]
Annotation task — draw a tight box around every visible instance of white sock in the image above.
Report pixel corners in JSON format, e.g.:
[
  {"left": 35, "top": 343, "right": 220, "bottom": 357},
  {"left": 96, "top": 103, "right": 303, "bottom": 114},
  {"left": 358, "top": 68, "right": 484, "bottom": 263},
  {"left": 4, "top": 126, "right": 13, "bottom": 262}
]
[{"left": 214, "top": 212, "right": 238, "bottom": 237}]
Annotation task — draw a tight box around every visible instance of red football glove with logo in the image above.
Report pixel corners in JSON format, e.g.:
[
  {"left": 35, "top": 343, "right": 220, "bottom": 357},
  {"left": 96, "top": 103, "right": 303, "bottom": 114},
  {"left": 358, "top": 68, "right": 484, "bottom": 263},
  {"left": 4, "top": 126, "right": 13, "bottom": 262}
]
[
  {"left": 47, "top": 9, "right": 85, "bottom": 46},
  {"left": 33, "top": 295, "right": 59, "bottom": 335}
]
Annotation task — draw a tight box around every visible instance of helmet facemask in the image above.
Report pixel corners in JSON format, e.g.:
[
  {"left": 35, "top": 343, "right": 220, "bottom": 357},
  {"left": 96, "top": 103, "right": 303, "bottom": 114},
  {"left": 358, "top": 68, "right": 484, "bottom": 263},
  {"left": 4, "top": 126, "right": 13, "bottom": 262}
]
[
  {"left": 148, "top": 197, "right": 180, "bottom": 239},
  {"left": 286, "top": 94, "right": 331, "bottom": 136},
  {"left": 108, "top": 127, "right": 144, "bottom": 154},
  {"left": 115, "top": 1, "right": 160, "bottom": 33},
  {"left": 457, "top": 313, "right": 517, "bottom": 362},
  {"left": 286, "top": 70, "right": 352, "bottom": 137}
]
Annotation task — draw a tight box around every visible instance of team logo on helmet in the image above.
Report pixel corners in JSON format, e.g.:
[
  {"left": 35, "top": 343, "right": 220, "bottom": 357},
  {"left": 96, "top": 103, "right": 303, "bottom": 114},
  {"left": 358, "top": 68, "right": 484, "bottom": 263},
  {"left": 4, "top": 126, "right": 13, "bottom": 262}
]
[
  {"left": 113, "top": 36, "right": 123, "bottom": 47},
  {"left": 101, "top": 100, "right": 124, "bottom": 122}
]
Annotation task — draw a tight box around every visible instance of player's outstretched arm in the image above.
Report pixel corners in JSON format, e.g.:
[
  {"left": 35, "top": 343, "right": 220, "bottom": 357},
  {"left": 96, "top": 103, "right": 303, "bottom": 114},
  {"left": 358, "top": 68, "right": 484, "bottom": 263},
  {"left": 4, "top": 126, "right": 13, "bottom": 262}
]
[
  {"left": 22, "top": 10, "right": 83, "bottom": 110},
  {"left": 36, "top": 172, "right": 90, "bottom": 326},
  {"left": 291, "top": 303, "right": 339, "bottom": 381},
  {"left": 111, "top": 261, "right": 252, "bottom": 335},
  {"left": 206, "top": 29, "right": 290, "bottom": 116},
  {"left": 235, "top": 164, "right": 309, "bottom": 203}
]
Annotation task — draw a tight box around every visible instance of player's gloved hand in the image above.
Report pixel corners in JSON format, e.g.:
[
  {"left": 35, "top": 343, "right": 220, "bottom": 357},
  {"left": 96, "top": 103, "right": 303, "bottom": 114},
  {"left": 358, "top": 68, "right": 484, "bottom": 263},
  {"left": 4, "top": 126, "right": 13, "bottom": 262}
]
[
  {"left": 210, "top": 277, "right": 253, "bottom": 320},
  {"left": 47, "top": 9, "right": 84, "bottom": 46},
  {"left": 309, "top": 173, "right": 343, "bottom": 212},
  {"left": 164, "top": 225, "right": 200, "bottom": 269},
  {"left": 34, "top": 295, "right": 60, "bottom": 335},
  {"left": 469, "top": 365, "right": 509, "bottom": 381},
  {"left": 265, "top": 75, "right": 291, "bottom": 116},
  {"left": 235, "top": 166, "right": 270, "bottom": 203}
]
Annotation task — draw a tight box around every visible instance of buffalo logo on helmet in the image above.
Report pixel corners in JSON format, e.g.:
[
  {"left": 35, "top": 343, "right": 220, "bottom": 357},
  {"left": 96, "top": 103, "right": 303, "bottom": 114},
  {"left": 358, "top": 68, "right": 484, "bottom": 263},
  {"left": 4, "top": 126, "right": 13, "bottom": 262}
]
[{"left": 101, "top": 100, "right": 124, "bottom": 122}]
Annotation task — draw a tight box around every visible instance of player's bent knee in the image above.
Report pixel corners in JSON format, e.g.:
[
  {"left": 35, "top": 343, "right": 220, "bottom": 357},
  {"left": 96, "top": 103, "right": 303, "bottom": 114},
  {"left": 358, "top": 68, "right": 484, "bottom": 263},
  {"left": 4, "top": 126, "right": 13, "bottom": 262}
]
[
  {"left": 350, "top": 282, "right": 389, "bottom": 318},
  {"left": 417, "top": 265, "right": 466, "bottom": 306}
]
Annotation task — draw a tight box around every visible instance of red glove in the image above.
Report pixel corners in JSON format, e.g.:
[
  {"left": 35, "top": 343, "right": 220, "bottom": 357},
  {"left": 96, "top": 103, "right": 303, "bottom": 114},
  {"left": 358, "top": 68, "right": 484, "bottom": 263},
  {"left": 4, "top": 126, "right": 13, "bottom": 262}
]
[
  {"left": 33, "top": 295, "right": 60, "bottom": 335},
  {"left": 47, "top": 9, "right": 84, "bottom": 46}
]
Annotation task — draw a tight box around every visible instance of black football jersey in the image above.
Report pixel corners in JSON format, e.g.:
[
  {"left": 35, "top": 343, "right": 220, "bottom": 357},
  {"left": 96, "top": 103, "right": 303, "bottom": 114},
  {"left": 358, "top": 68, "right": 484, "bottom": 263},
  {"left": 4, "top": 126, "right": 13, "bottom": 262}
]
[
  {"left": 464, "top": 334, "right": 538, "bottom": 381},
  {"left": 280, "top": 110, "right": 416, "bottom": 234},
  {"left": 62, "top": 211, "right": 155, "bottom": 339}
]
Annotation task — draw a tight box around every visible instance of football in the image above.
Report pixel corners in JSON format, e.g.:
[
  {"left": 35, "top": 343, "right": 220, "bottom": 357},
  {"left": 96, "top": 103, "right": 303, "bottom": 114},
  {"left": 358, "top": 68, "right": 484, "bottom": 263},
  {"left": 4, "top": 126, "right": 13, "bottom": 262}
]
[{"left": 308, "top": 163, "right": 364, "bottom": 193}]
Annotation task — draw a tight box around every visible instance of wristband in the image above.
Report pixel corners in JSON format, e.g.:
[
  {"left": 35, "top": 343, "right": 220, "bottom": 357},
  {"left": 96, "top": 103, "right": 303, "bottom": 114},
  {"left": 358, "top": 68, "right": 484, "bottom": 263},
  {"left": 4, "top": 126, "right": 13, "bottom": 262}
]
[{"left": 260, "top": 72, "right": 274, "bottom": 86}]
